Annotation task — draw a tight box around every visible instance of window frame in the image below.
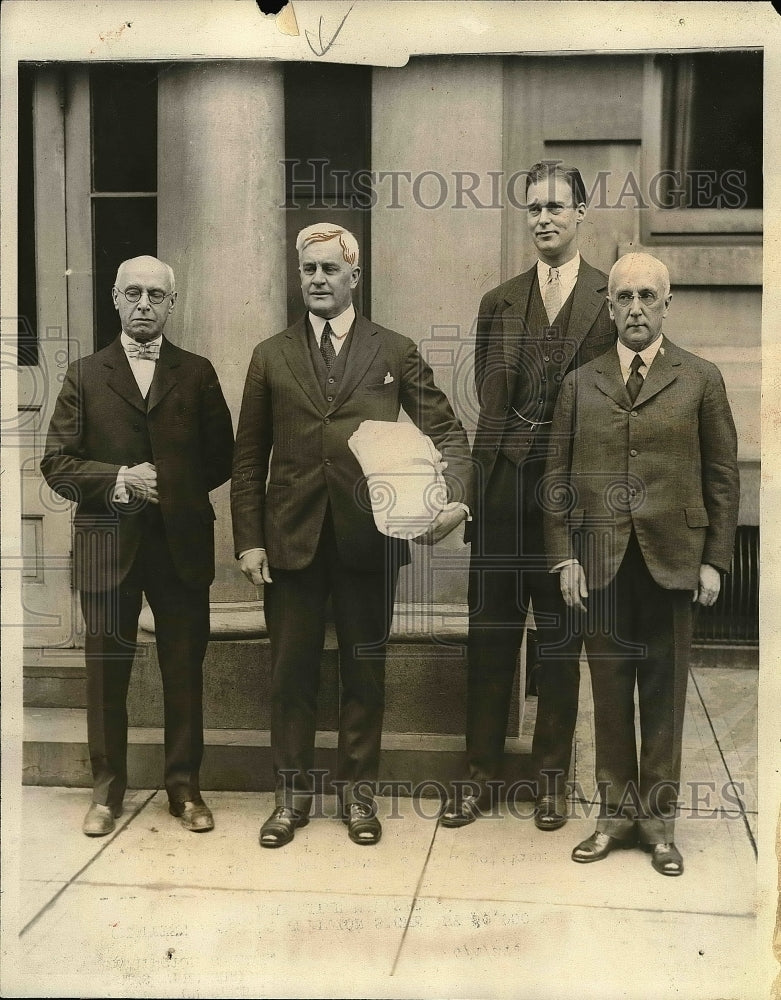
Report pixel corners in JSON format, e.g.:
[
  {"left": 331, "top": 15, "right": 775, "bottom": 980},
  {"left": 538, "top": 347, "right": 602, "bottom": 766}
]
[{"left": 640, "top": 53, "right": 762, "bottom": 241}]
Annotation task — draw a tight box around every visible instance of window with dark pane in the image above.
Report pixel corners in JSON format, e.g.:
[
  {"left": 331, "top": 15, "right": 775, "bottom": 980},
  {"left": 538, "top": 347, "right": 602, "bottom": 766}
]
[
  {"left": 91, "top": 64, "right": 158, "bottom": 192},
  {"left": 90, "top": 64, "right": 159, "bottom": 350},
  {"left": 284, "top": 63, "right": 371, "bottom": 324},
  {"left": 18, "top": 64, "right": 38, "bottom": 366},
  {"left": 658, "top": 51, "right": 762, "bottom": 210}
]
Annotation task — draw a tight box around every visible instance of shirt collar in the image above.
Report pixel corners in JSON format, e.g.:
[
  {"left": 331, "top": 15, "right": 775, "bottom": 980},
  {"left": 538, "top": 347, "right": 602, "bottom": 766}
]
[
  {"left": 616, "top": 333, "right": 664, "bottom": 373},
  {"left": 121, "top": 331, "right": 163, "bottom": 350},
  {"left": 308, "top": 303, "right": 356, "bottom": 341},
  {"left": 537, "top": 251, "right": 580, "bottom": 285}
]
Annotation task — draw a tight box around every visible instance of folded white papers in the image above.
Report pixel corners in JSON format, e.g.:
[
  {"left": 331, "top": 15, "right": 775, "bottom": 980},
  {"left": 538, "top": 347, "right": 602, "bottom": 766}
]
[{"left": 348, "top": 420, "right": 448, "bottom": 538}]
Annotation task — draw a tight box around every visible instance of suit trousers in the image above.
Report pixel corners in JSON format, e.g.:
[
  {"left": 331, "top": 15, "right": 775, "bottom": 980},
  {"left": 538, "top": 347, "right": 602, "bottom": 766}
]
[
  {"left": 466, "top": 451, "right": 582, "bottom": 799},
  {"left": 584, "top": 531, "right": 692, "bottom": 843},
  {"left": 79, "top": 511, "right": 210, "bottom": 808},
  {"left": 263, "top": 511, "right": 400, "bottom": 812}
]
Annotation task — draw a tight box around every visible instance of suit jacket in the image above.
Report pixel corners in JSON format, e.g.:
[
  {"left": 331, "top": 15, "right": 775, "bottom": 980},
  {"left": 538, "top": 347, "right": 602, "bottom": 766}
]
[
  {"left": 230, "top": 312, "right": 473, "bottom": 572},
  {"left": 543, "top": 337, "right": 740, "bottom": 591},
  {"left": 41, "top": 336, "right": 234, "bottom": 592},
  {"left": 469, "top": 258, "right": 616, "bottom": 517}
]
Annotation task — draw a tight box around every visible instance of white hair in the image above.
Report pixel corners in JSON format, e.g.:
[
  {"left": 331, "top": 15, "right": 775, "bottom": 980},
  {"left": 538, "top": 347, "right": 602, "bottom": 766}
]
[
  {"left": 295, "top": 224, "right": 360, "bottom": 267},
  {"left": 608, "top": 252, "right": 670, "bottom": 297},
  {"left": 115, "top": 255, "right": 176, "bottom": 292}
]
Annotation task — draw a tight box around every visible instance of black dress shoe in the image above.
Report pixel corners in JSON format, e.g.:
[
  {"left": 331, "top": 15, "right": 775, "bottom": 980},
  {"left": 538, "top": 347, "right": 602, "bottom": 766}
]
[
  {"left": 440, "top": 793, "right": 490, "bottom": 828},
  {"left": 649, "top": 842, "right": 684, "bottom": 876},
  {"left": 169, "top": 799, "right": 214, "bottom": 832},
  {"left": 534, "top": 795, "right": 567, "bottom": 831},
  {"left": 343, "top": 803, "right": 382, "bottom": 845},
  {"left": 82, "top": 802, "right": 122, "bottom": 837},
  {"left": 571, "top": 831, "right": 635, "bottom": 863},
  {"left": 259, "top": 806, "right": 309, "bottom": 848}
]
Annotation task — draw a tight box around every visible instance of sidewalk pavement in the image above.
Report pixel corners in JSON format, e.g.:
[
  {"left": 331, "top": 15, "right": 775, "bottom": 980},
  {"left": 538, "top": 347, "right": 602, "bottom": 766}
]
[{"left": 4, "top": 665, "right": 766, "bottom": 999}]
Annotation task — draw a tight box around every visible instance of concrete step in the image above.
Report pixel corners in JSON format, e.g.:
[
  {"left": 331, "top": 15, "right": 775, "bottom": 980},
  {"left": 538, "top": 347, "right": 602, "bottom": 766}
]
[{"left": 23, "top": 707, "right": 535, "bottom": 794}]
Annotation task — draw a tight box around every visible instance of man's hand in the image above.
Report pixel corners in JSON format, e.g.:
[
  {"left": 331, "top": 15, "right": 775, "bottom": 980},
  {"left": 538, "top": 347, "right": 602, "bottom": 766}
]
[
  {"left": 239, "top": 547, "right": 273, "bottom": 586},
  {"left": 694, "top": 563, "right": 720, "bottom": 606},
  {"left": 124, "top": 462, "right": 158, "bottom": 504},
  {"left": 559, "top": 562, "right": 588, "bottom": 613},
  {"left": 413, "top": 503, "right": 468, "bottom": 546}
]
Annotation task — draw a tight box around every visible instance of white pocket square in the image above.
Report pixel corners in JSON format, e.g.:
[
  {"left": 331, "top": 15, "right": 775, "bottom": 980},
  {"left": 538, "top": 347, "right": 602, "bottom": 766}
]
[{"left": 383, "top": 371, "right": 394, "bottom": 384}]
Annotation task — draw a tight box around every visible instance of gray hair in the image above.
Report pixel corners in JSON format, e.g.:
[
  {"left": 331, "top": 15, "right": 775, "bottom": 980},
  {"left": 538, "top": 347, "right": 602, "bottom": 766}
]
[{"left": 115, "top": 255, "right": 176, "bottom": 292}]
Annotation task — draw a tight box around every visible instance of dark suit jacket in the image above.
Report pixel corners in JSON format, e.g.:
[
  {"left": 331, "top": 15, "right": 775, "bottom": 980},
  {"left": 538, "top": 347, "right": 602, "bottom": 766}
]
[
  {"left": 41, "top": 336, "right": 234, "bottom": 592},
  {"left": 543, "top": 337, "right": 740, "bottom": 591},
  {"left": 231, "top": 312, "right": 473, "bottom": 572},
  {"left": 468, "top": 258, "right": 616, "bottom": 519}
]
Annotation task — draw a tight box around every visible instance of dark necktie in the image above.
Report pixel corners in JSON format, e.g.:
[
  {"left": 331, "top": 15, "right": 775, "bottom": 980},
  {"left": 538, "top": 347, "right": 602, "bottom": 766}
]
[
  {"left": 626, "top": 353, "right": 644, "bottom": 404},
  {"left": 320, "top": 322, "right": 336, "bottom": 370}
]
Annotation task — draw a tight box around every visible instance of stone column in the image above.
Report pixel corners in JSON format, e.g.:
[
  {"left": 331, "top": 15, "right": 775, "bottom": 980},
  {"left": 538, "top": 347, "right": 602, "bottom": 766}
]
[{"left": 157, "top": 62, "right": 286, "bottom": 610}]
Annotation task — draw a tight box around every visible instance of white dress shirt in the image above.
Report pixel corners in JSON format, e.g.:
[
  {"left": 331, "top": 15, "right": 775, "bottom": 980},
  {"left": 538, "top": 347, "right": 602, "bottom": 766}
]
[
  {"left": 309, "top": 303, "right": 355, "bottom": 356},
  {"left": 616, "top": 333, "right": 664, "bottom": 384},
  {"left": 114, "top": 332, "right": 162, "bottom": 503},
  {"left": 536, "top": 252, "right": 580, "bottom": 304}
]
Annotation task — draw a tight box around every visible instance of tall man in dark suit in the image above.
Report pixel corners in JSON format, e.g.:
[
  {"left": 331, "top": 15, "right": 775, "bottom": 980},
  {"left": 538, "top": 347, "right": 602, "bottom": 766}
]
[
  {"left": 544, "top": 252, "right": 739, "bottom": 875},
  {"left": 442, "top": 161, "right": 616, "bottom": 830},
  {"left": 41, "top": 255, "right": 234, "bottom": 837},
  {"left": 231, "top": 224, "right": 472, "bottom": 848}
]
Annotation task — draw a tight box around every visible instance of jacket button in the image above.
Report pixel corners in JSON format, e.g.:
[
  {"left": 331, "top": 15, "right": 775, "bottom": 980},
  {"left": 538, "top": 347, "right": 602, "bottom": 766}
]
[
  {"left": 132, "top": 424, "right": 141, "bottom": 431},
  {"left": 630, "top": 448, "right": 638, "bottom": 457},
  {"left": 543, "top": 355, "right": 550, "bottom": 363},
  {"left": 324, "top": 417, "right": 330, "bottom": 424},
  {"left": 546, "top": 334, "right": 552, "bottom": 341},
  {"left": 324, "top": 459, "right": 332, "bottom": 466},
  {"left": 327, "top": 395, "right": 334, "bottom": 402},
  {"left": 631, "top": 410, "right": 638, "bottom": 417}
]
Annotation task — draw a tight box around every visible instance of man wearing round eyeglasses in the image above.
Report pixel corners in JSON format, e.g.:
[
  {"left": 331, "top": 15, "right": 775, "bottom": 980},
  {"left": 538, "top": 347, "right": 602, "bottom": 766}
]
[
  {"left": 442, "top": 161, "right": 616, "bottom": 832},
  {"left": 544, "top": 252, "right": 739, "bottom": 875},
  {"left": 42, "top": 255, "right": 234, "bottom": 838}
]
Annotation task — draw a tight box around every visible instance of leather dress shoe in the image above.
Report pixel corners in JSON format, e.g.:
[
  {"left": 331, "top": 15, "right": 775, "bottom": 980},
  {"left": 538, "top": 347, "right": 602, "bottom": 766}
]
[
  {"left": 82, "top": 802, "right": 122, "bottom": 837},
  {"left": 534, "top": 795, "right": 567, "bottom": 831},
  {"left": 343, "top": 803, "right": 382, "bottom": 845},
  {"left": 440, "top": 793, "right": 490, "bottom": 828},
  {"left": 169, "top": 799, "right": 214, "bottom": 832},
  {"left": 648, "top": 842, "right": 684, "bottom": 876},
  {"left": 259, "top": 806, "right": 309, "bottom": 848},
  {"left": 571, "top": 831, "right": 635, "bottom": 863}
]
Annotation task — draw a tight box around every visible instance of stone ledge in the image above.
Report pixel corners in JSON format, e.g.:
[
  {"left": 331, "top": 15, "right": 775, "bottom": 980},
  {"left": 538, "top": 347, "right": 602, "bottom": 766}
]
[
  {"left": 22, "top": 708, "right": 534, "bottom": 794},
  {"left": 136, "top": 601, "right": 471, "bottom": 642}
]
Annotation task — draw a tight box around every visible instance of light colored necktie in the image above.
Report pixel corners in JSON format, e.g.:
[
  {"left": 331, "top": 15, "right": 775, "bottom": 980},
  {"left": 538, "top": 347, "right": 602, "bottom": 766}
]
[
  {"left": 626, "top": 353, "right": 645, "bottom": 404},
  {"left": 125, "top": 342, "right": 160, "bottom": 361},
  {"left": 542, "top": 267, "right": 563, "bottom": 324},
  {"left": 320, "top": 322, "right": 336, "bottom": 370}
]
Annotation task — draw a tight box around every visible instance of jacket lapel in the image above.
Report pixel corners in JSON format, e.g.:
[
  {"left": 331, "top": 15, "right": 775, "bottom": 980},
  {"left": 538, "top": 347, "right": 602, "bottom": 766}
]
[
  {"left": 104, "top": 336, "right": 146, "bottom": 413},
  {"left": 564, "top": 260, "right": 609, "bottom": 354},
  {"left": 593, "top": 347, "right": 632, "bottom": 409},
  {"left": 329, "top": 314, "right": 381, "bottom": 413},
  {"left": 633, "top": 337, "right": 680, "bottom": 406},
  {"left": 147, "top": 337, "right": 180, "bottom": 413},
  {"left": 500, "top": 266, "right": 536, "bottom": 401},
  {"left": 281, "top": 317, "right": 329, "bottom": 415}
]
